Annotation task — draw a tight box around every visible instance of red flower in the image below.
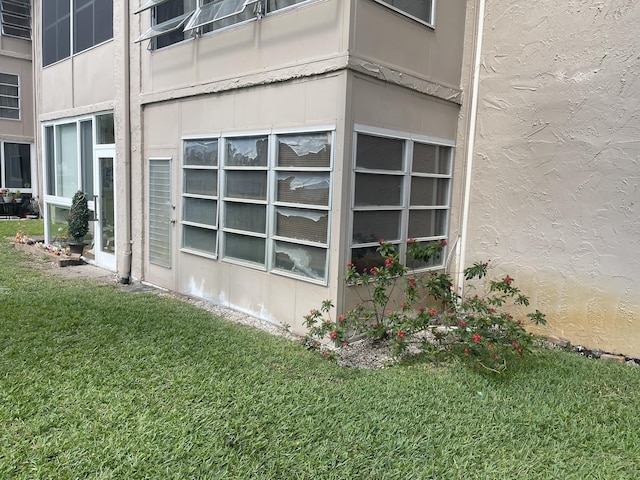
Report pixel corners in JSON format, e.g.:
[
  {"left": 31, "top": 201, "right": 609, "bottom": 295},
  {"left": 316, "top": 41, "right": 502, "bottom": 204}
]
[
  {"left": 506, "top": 314, "right": 513, "bottom": 320},
  {"left": 493, "top": 354, "right": 499, "bottom": 360},
  {"left": 372, "top": 323, "right": 378, "bottom": 329},
  {"left": 464, "top": 347, "right": 471, "bottom": 356},
  {"left": 418, "top": 307, "right": 425, "bottom": 313},
  {"left": 342, "top": 341, "right": 348, "bottom": 346},
  {"left": 408, "top": 238, "right": 415, "bottom": 244},
  {"left": 505, "top": 275, "right": 513, "bottom": 285},
  {"left": 338, "top": 315, "right": 345, "bottom": 323},
  {"left": 370, "top": 267, "right": 377, "bottom": 275},
  {"left": 428, "top": 309, "right": 437, "bottom": 316},
  {"left": 408, "top": 277, "right": 416, "bottom": 288},
  {"left": 472, "top": 334, "right": 481, "bottom": 343},
  {"left": 379, "top": 238, "right": 385, "bottom": 244},
  {"left": 513, "top": 343, "right": 519, "bottom": 349},
  {"left": 397, "top": 330, "right": 406, "bottom": 338},
  {"left": 347, "top": 262, "right": 355, "bottom": 268},
  {"left": 385, "top": 258, "right": 394, "bottom": 268},
  {"left": 489, "top": 307, "right": 495, "bottom": 313},
  {"left": 329, "top": 331, "right": 337, "bottom": 339},
  {"left": 440, "top": 239, "right": 448, "bottom": 247},
  {"left": 517, "top": 348, "right": 523, "bottom": 355},
  {"left": 459, "top": 320, "right": 467, "bottom": 327}
]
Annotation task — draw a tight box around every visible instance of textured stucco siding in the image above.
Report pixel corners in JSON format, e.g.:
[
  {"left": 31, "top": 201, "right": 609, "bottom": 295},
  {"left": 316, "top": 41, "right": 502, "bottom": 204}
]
[{"left": 461, "top": 1, "right": 640, "bottom": 355}]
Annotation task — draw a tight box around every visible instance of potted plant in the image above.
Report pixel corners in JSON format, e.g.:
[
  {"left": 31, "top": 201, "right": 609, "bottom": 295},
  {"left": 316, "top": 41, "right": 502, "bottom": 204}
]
[
  {"left": 1, "top": 189, "right": 13, "bottom": 203},
  {"left": 67, "top": 191, "right": 90, "bottom": 255}
]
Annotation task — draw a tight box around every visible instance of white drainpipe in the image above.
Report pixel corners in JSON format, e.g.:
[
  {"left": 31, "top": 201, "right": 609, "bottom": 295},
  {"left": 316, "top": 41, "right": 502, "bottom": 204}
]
[{"left": 457, "top": 0, "right": 486, "bottom": 294}]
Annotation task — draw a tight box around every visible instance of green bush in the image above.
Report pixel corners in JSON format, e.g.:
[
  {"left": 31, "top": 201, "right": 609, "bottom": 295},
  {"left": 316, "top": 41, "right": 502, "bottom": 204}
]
[{"left": 304, "top": 240, "right": 546, "bottom": 373}]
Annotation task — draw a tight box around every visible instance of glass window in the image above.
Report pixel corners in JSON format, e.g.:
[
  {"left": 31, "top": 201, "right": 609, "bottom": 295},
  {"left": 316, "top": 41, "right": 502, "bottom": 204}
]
[
  {"left": 42, "top": 0, "right": 71, "bottom": 66},
  {"left": 3, "top": 142, "right": 30, "bottom": 188},
  {"left": 0, "top": 72, "right": 19, "bottom": 119},
  {"left": 95, "top": 113, "right": 115, "bottom": 144},
  {"left": 56, "top": 123, "right": 79, "bottom": 198},
  {"left": 180, "top": 130, "right": 333, "bottom": 283},
  {"left": 80, "top": 120, "right": 94, "bottom": 196},
  {"left": 74, "top": 0, "right": 113, "bottom": 53},
  {"left": 43, "top": 0, "right": 113, "bottom": 66},
  {"left": 351, "top": 131, "right": 452, "bottom": 272},
  {"left": 374, "top": 0, "right": 434, "bottom": 26},
  {"left": 0, "top": 0, "right": 32, "bottom": 39},
  {"left": 181, "top": 138, "right": 219, "bottom": 256}
]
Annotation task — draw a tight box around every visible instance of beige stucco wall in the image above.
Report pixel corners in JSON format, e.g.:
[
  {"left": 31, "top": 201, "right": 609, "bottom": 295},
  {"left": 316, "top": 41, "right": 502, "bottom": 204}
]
[
  {"left": 141, "top": 73, "right": 347, "bottom": 333},
  {"left": 458, "top": 1, "right": 640, "bottom": 356}
]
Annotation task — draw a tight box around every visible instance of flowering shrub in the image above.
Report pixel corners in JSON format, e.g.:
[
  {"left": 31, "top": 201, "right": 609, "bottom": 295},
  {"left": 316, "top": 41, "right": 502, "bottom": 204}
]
[{"left": 303, "top": 240, "right": 546, "bottom": 373}]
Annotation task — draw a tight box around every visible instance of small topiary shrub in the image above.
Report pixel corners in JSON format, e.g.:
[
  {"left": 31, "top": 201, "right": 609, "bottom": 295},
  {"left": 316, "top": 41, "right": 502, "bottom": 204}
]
[
  {"left": 303, "top": 240, "right": 546, "bottom": 373},
  {"left": 68, "top": 191, "right": 90, "bottom": 242}
]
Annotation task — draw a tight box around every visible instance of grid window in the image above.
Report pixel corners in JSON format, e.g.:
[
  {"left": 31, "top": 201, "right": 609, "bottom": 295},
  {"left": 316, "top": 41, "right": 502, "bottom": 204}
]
[
  {"left": 181, "top": 139, "right": 218, "bottom": 256},
  {"left": 374, "top": 0, "right": 435, "bottom": 26},
  {"left": 1, "top": 0, "right": 31, "bottom": 39},
  {"left": 0, "top": 73, "right": 19, "bottom": 119},
  {"left": 180, "top": 130, "right": 333, "bottom": 283},
  {"left": 351, "top": 131, "right": 452, "bottom": 272}
]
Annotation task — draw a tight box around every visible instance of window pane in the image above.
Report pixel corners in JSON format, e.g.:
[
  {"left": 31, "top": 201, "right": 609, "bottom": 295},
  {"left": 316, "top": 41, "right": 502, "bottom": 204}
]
[
  {"left": 274, "top": 241, "right": 327, "bottom": 281},
  {"left": 3, "top": 143, "right": 31, "bottom": 189},
  {"left": 94, "top": 0, "right": 113, "bottom": 46},
  {"left": 407, "top": 241, "right": 444, "bottom": 269},
  {"left": 224, "top": 232, "right": 265, "bottom": 264},
  {"left": 356, "top": 134, "right": 404, "bottom": 171},
  {"left": 408, "top": 209, "right": 447, "bottom": 239},
  {"left": 43, "top": 0, "right": 70, "bottom": 66},
  {"left": 48, "top": 203, "right": 71, "bottom": 242},
  {"left": 352, "top": 210, "right": 401, "bottom": 244},
  {"left": 184, "top": 169, "right": 217, "bottom": 196},
  {"left": 95, "top": 113, "right": 115, "bottom": 144},
  {"left": 350, "top": 246, "right": 384, "bottom": 273},
  {"left": 224, "top": 202, "right": 266, "bottom": 233},
  {"left": 45, "top": 126, "right": 55, "bottom": 195},
  {"left": 226, "top": 136, "right": 268, "bottom": 167},
  {"left": 276, "top": 207, "right": 327, "bottom": 244},
  {"left": 378, "top": 0, "right": 433, "bottom": 23},
  {"left": 184, "top": 140, "right": 218, "bottom": 166},
  {"left": 410, "top": 177, "right": 450, "bottom": 206},
  {"left": 225, "top": 170, "right": 267, "bottom": 200},
  {"left": 354, "top": 173, "right": 403, "bottom": 206},
  {"left": 413, "top": 143, "right": 451, "bottom": 175},
  {"left": 183, "top": 225, "right": 216, "bottom": 255},
  {"left": 80, "top": 120, "right": 94, "bottom": 197},
  {"left": 0, "top": 107, "right": 18, "bottom": 119},
  {"left": 276, "top": 173, "right": 329, "bottom": 206},
  {"left": 267, "top": 0, "right": 309, "bottom": 12},
  {"left": 183, "top": 197, "right": 217, "bottom": 226},
  {"left": 277, "top": 133, "right": 331, "bottom": 168},
  {"left": 153, "top": 0, "right": 195, "bottom": 49},
  {"left": 56, "top": 123, "right": 79, "bottom": 198}
]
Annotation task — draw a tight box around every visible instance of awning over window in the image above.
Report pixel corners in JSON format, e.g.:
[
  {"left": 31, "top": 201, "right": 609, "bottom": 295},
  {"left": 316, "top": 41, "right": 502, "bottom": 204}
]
[
  {"left": 183, "top": 0, "right": 258, "bottom": 31},
  {"left": 134, "top": 0, "right": 173, "bottom": 15},
  {"left": 134, "top": 10, "right": 194, "bottom": 43}
]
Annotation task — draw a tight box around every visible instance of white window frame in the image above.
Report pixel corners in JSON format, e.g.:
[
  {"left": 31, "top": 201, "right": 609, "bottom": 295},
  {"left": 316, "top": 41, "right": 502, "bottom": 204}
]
[
  {"left": 179, "top": 127, "right": 335, "bottom": 285},
  {"left": 180, "top": 136, "right": 220, "bottom": 259},
  {"left": 0, "top": 72, "right": 19, "bottom": 120},
  {"left": 0, "top": 0, "right": 31, "bottom": 39},
  {"left": 350, "top": 124, "right": 453, "bottom": 271},
  {"left": 372, "top": 0, "right": 435, "bottom": 28}
]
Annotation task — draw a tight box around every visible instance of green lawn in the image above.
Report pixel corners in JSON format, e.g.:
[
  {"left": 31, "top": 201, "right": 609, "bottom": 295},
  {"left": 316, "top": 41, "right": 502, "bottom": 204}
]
[{"left": 1, "top": 228, "right": 639, "bottom": 479}]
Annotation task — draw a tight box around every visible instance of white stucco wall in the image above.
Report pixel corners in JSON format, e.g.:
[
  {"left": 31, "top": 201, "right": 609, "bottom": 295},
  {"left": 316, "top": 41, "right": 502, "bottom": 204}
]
[{"left": 459, "top": 1, "right": 640, "bottom": 356}]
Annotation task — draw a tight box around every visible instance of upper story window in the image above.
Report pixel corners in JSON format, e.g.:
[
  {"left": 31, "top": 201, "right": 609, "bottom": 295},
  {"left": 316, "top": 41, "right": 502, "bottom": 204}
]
[
  {"left": 374, "top": 0, "right": 434, "bottom": 26},
  {"left": 0, "top": 0, "right": 31, "bottom": 39},
  {"left": 42, "top": 0, "right": 113, "bottom": 67},
  {"left": 0, "top": 73, "right": 19, "bottom": 120},
  {"left": 135, "top": 0, "right": 315, "bottom": 50}
]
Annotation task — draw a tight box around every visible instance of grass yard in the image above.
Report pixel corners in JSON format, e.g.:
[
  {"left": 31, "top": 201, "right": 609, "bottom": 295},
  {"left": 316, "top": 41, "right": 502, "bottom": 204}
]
[{"left": 1, "top": 225, "right": 639, "bottom": 478}]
